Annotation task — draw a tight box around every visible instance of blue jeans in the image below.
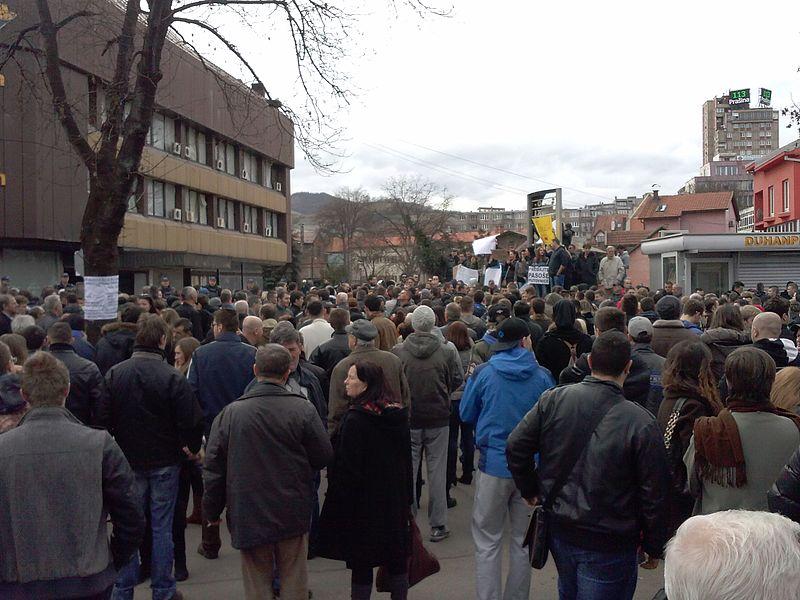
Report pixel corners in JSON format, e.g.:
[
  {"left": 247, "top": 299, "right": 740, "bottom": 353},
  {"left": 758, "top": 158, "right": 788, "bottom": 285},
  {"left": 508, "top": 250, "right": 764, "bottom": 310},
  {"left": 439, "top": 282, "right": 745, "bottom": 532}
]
[
  {"left": 549, "top": 533, "right": 637, "bottom": 600},
  {"left": 113, "top": 465, "right": 180, "bottom": 600},
  {"left": 551, "top": 275, "right": 565, "bottom": 288}
]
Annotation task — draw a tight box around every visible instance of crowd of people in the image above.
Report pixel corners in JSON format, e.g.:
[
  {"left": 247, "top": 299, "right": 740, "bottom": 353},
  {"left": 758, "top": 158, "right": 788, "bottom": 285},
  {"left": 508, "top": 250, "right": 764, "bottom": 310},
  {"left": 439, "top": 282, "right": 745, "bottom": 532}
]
[{"left": 3, "top": 259, "right": 800, "bottom": 599}]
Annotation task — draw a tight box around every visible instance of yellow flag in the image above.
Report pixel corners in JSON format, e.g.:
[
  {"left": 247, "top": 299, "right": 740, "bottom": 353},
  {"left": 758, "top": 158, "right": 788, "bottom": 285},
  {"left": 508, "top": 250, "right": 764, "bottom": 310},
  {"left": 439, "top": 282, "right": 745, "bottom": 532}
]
[{"left": 532, "top": 215, "right": 554, "bottom": 245}]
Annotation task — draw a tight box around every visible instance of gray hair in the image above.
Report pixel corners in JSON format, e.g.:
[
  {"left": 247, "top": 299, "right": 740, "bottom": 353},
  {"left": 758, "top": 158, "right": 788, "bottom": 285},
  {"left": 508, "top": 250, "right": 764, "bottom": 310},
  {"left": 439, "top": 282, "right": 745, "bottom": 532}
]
[
  {"left": 22, "top": 351, "right": 70, "bottom": 407},
  {"left": 234, "top": 299, "right": 249, "bottom": 315},
  {"left": 181, "top": 286, "right": 198, "bottom": 301},
  {"left": 444, "top": 302, "right": 461, "bottom": 322},
  {"left": 43, "top": 294, "right": 62, "bottom": 315},
  {"left": 255, "top": 344, "right": 292, "bottom": 380},
  {"left": 269, "top": 321, "right": 301, "bottom": 346},
  {"left": 665, "top": 510, "right": 800, "bottom": 600},
  {"left": 11, "top": 315, "right": 35, "bottom": 334}
]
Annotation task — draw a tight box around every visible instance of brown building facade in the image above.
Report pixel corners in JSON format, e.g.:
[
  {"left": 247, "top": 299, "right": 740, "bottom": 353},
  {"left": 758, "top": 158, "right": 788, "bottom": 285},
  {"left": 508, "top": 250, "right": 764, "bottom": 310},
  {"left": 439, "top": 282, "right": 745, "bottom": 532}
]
[{"left": 0, "top": 0, "right": 293, "bottom": 293}]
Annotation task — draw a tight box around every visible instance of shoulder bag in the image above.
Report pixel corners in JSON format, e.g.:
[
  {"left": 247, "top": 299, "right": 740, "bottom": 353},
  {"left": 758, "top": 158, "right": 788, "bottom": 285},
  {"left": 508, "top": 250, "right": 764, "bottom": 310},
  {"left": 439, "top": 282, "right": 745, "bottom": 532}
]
[{"left": 523, "top": 396, "right": 616, "bottom": 569}]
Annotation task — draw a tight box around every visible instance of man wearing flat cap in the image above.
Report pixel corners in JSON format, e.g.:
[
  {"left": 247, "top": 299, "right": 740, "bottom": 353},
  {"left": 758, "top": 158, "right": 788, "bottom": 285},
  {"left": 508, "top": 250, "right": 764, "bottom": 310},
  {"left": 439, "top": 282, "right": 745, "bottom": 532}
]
[{"left": 327, "top": 319, "right": 409, "bottom": 434}]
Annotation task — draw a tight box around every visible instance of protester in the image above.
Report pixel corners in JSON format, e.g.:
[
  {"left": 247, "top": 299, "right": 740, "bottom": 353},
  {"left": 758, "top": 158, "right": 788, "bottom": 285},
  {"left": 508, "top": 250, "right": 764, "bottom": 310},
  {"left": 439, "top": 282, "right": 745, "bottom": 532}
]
[
  {"left": 96, "top": 304, "right": 144, "bottom": 375},
  {"left": 102, "top": 314, "right": 204, "bottom": 600},
  {"left": 0, "top": 294, "right": 17, "bottom": 335},
  {"left": 47, "top": 322, "right": 106, "bottom": 427},
  {"left": 749, "top": 311, "right": 800, "bottom": 367},
  {"left": 471, "top": 303, "right": 510, "bottom": 365},
  {"left": 203, "top": 344, "right": 333, "bottom": 600},
  {"left": 37, "top": 293, "right": 63, "bottom": 332},
  {"left": 574, "top": 243, "right": 599, "bottom": 288},
  {"left": 188, "top": 307, "right": 257, "bottom": 560},
  {"left": 657, "top": 340, "right": 721, "bottom": 538},
  {"left": 0, "top": 352, "right": 144, "bottom": 598},
  {"left": 318, "top": 361, "right": 412, "bottom": 600},
  {"left": 547, "top": 239, "right": 570, "bottom": 288},
  {"left": 299, "top": 300, "right": 334, "bottom": 357},
  {"left": 664, "top": 510, "right": 800, "bottom": 600},
  {"left": 507, "top": 331, "right": 670, "bottom": 600},
  {"left": 309, "top": 307, "right": 351, "bottom": 377},
  {"left": 680, "top": 299, "right": 704, "bottom": 335},
  {"left": 393, "top": 305, "right": 456, "bottom": 542},
  {"left": 598, "top": 245, "right": 624, "bottom": 290},
  {"left": 700, "top": 303, "right": 750, "bottom": 380},
  {"left": 241, "top": 315, "right": 266, "bottom": 347},
  {"left": 652, "top": 295, "right": 697, "bottom": 358},
  {"left": 686, "top": 347, "right": 800, "bottom": 514},
  {"left": 535, "top": 299, "right": 593, "bottom": 380},
  {"left": 460, "top": 317, "right": 554, "bottom": 600},
  {"left": 0, "top": 340, "right": 27, "bottom": 434},
  {"left": 329, "top": 319, "right": 409, "bottom": 433},
  {"left": 0, "top": 333, "right": 27, "bottom": 372}
]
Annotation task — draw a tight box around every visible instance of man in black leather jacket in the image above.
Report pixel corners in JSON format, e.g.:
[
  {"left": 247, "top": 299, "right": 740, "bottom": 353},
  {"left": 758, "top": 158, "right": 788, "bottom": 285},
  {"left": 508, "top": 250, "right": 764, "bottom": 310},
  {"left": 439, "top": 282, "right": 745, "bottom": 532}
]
[
  {"left": 506, "top": 331, "right": 670, "bottom": 600},
  {"left": 559, "top": 307, "right": 650, "bottom": 408}
]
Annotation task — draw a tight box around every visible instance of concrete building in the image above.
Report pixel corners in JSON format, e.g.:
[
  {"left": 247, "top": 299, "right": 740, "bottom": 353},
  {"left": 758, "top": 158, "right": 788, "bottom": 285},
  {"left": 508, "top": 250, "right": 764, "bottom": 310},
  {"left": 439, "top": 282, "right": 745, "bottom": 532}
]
[
  {"left": 703, "top": 93, "right": 780, "bottom": 165},
  {"left": 679, "top": 160, "right": 754, "bottom": 232},
  {"left": 0, "top": 0, "right": 293, "bottom": 294},
  {"left": 749, "top": 141, "right": 800, "bottom": 233}
]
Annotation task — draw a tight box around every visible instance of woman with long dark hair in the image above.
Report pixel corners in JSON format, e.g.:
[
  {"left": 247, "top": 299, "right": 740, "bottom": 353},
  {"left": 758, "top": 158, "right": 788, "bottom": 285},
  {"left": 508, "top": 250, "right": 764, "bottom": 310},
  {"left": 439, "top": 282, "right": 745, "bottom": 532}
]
[
  {"left": 534, "top": 299, "right": 592, "bottom": 379},
  {"left": 657, "top": 340, "right": 722, "bottom": 535},
  {"left": 700, "top": 303, "right": 749, "bottom": 380},
  {"left": 318, "top": 361, "right": 412, "bottom": 600},
  {"left": 445, "top": 321, "right": 475, "bottom": 494}
]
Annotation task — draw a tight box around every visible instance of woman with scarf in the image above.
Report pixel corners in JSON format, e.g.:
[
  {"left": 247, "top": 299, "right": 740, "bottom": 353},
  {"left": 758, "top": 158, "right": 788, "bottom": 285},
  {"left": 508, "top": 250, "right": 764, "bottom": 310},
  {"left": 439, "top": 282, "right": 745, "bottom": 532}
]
[
  {"left": 700, "top": 303, "right": 750, "bottom": 380},
  {"left": 685, "top": 347, "right": 800, "bottom": 515},
  {"left": 534, "top": 298, "right": 593, "bottom": 380},
  {"left": 657, "top": 341, "right": 721, "bottom": 536},
  {"left": 318, "top": 360, "right": 412, "bottom": 600}
]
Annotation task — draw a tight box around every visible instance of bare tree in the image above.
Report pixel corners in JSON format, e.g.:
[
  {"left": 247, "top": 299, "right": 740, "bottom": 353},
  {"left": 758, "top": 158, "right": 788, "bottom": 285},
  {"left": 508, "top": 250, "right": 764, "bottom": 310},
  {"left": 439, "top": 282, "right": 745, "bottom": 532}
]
[
  {"left": 372, "top": 175, "right": 453, "bottom": 276},
  {"left": 0, "top": 0, "right": 447, "bottom": 286},
  {"left": 314, "top": 186, "right": 372, "bottom": 281}
]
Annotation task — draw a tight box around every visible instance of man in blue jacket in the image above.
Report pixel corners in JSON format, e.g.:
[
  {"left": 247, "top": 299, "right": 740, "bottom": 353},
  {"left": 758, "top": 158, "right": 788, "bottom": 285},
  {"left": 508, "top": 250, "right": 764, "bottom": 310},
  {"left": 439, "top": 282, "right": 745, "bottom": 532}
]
[
  {"left": 188, "top": 307, "right": 256, "bottom": 560},
  {"left": 460, "top": 317, "right": 555, "bottom": 600}
]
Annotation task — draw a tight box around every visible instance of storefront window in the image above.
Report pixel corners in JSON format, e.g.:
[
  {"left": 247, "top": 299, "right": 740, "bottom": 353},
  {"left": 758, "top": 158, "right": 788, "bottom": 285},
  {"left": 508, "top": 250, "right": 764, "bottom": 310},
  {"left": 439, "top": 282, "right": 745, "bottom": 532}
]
[
  {"left": 662, "top": 256, "right": 676, "bottom": 287},
  {"left": 691, "top": 262, "right": 729, "bottom": 296}
]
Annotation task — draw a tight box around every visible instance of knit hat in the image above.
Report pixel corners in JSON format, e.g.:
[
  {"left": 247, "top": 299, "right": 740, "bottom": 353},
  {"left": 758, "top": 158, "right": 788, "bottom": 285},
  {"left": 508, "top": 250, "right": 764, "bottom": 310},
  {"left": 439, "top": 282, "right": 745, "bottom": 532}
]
[{"left": 411, "top": 305, "right": 436, "bottom": 333}]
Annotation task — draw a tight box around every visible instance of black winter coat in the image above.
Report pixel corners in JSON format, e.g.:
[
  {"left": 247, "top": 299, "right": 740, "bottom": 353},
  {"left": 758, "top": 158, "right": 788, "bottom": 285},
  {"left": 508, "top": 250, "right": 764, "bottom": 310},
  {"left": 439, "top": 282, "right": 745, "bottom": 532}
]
[
  {"left": 535, "top": 329, "right": 593, "bottom": 382},
  {"left": 574, "top": 252, "right": 599, "bottom": 286},
  {"left": 95, "top": 322, "right": 138, "bottom": 375},
  {"left": 309, "top": 331, "right": 351, "bottom": 378},
  {"left": 175, "top": 302, "right": 204, "bottom": 340},
  {"left": 559, "top": 351, "right": 651, "bottom": 409},
  {"left": 506, "top": 377, "right": 671, "bottom": 558},
  {"left": 318, "top": 405, "right": 412, "bottom": 567},
  {"left": 101, "top": 348, "right": 204, "bottom": 470},
  {"left": 769, "top": 446, "right": 800, "bottom": 523},
  {"left": 49, "top": 343, "right": 107, "bottom": 426}
]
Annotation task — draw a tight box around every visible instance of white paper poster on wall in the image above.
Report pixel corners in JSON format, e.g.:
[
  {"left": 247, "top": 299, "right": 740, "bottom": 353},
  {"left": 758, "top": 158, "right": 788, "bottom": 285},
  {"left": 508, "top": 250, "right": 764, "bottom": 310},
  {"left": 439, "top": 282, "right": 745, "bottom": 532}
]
[
  {"left": 455, "top": 265, "right": 480, "bottom": 285},
  {"left": 483, "top": 267, "right": 502, "bottom": 286},
  {"left": 84, "top": 275, "right": 119, "bottom": 320}
]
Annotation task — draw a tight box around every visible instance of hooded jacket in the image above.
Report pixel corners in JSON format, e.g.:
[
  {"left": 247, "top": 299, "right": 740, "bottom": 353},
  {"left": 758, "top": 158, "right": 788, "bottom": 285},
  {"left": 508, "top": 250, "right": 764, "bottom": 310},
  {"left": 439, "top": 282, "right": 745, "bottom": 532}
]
[
  {"left": 535, "top": 300, "right": 593, "bottom": 378},
  {"left": 700, "top": 328, "right": 750, "bottom": 380},
  {"left": 393, "top": 331, "right": 455, "bottom": 429},
  {"left": 460, "top": 346, "right": 555, "bottom": 478},
  {"left": 95, "top": 322, "right": 138, "bottom": 375}
]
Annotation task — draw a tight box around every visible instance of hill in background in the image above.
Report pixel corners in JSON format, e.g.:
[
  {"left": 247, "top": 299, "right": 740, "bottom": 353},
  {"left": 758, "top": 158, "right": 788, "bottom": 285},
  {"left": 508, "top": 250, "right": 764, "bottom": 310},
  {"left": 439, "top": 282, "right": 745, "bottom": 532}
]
[{"left": 290, "top": 191, "right": 339, "bottom": 215}]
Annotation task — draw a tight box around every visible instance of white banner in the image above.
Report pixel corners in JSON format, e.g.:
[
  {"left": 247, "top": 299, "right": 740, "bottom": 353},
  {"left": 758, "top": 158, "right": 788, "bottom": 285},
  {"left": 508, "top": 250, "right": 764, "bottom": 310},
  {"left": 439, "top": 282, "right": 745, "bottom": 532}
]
[
  {"left": 527, "top": 265, "right": 549, "bottom": 285},
  {"left": 84, "top": 275, "right": 119, "bottom": 320},
  {"left": 472, "top": 234, "right": 498, "bottom": 256},
  {"left": 483, "top": 266, "right": 502, "bottom": 286},
  {"left": 455, "top": 265, "right": 480, "bottom": 285}
]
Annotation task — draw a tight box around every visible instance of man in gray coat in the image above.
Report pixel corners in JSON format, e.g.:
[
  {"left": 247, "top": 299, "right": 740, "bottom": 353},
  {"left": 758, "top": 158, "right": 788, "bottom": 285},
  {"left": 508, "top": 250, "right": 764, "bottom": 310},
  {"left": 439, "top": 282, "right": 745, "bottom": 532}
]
[
  {"left": 0, "top": 352, "right": 144, "bottom": 599},
  {"left": 204, "top": 344, "right": 333, "bottom": 600}
]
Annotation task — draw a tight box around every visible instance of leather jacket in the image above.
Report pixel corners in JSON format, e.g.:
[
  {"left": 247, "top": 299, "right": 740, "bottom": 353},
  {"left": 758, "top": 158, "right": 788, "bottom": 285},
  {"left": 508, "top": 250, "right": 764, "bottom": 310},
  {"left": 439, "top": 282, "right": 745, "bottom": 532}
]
[{"left": 506, "top": 377, "right": 671, "bottom": 557}]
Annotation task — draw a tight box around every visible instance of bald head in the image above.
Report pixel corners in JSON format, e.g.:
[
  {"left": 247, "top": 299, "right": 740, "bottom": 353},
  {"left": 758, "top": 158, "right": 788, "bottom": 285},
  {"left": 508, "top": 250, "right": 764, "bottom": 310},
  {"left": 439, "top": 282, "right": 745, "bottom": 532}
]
[
  {"left": 752, "top": 311, "right": 782, "bottom": 342},
  {"left": 242, "top": 315, "right": 265, "bottom": 346}
]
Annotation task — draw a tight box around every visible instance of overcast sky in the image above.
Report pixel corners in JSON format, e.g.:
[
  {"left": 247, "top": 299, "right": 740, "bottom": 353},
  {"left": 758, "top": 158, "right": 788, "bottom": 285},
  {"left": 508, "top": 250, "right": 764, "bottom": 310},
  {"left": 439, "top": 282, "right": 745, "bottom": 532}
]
[{"left": 192, "top": 0, "right": 800, "bottom": 210}]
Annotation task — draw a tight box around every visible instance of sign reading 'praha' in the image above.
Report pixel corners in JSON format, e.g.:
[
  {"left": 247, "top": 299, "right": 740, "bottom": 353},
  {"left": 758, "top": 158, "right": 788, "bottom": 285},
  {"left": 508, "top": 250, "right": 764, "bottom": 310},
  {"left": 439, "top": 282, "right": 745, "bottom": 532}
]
[{"left": 744, "top": 235, "right": 800, "bottom": 247}]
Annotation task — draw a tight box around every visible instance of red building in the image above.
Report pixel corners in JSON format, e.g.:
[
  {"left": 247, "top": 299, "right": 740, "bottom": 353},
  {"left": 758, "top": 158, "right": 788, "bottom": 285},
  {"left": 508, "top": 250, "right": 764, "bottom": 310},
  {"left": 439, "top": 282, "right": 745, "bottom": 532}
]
[{"left": 750, "top": 141, "right": 800, "bottom": 232}]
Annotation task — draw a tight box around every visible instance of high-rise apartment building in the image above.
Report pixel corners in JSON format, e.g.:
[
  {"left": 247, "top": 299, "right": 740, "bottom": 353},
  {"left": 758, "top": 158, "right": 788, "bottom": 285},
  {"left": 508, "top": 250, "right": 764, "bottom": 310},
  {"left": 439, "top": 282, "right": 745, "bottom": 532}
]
[{"left": 702, "top": 92, "right": 780, "bottom": 165}]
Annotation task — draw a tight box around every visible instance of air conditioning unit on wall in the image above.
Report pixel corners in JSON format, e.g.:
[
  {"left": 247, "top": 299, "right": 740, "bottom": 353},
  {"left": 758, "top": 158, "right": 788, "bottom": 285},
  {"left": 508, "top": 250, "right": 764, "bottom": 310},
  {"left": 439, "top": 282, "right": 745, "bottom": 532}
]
[
  {"left": 241, "top": 169, "right": 248, "bottom": 180},
  {"left": 242, "top": 222, "right": 251, "bottom": 233},
  {"left": 185, "top": 211, "right": 195, "bottom": 222},
  {"left": 275, "top": 182, "right": 282, "bottom": 192},
  {"left": 171, "top": 208, "right": 182, "bottom": 221},
  {"left": 216, "top": 160, "right": 224, "bottom": 170},
  {"left": 216, "top": 217, "right": 226, "bottom": 228},
  {"left": 172, "top": 142, "right": 182, "bottom": 155}
]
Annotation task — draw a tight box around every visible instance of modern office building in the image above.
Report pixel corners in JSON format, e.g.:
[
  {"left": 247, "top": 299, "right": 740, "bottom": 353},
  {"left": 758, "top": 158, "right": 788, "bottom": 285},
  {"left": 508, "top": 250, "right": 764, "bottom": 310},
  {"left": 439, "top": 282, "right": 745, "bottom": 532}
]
[
  {"left": 702, "top": 92, "right": 780, "bottom": 165},
  {"left": 0, "top": 0, "right": 293, "bottom": 294}
]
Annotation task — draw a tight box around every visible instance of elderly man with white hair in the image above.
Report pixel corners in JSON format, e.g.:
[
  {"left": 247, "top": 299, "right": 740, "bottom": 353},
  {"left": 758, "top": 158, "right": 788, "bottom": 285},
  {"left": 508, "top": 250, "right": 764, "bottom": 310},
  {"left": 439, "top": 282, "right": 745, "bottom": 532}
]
[
  {"left": 665, "top": 510, "right": 800, "bottom": 600},
  {"left": 393, "top": 305, "right": 458, "bottom": 543}
]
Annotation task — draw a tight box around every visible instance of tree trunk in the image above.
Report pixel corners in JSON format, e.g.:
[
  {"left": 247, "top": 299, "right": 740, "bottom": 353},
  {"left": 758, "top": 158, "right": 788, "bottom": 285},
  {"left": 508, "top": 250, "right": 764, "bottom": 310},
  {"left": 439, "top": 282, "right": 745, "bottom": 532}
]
[{"left": 81, "top": 176, "right": 129, "bottom": 276}]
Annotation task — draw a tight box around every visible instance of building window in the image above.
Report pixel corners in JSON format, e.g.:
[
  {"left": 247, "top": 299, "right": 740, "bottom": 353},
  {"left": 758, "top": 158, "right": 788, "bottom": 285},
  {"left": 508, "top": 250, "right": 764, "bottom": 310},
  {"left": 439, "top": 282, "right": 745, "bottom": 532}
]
[
  {"left": 263, "top": 210, "right": 278, "bottom": 237},
  {"left": 127, "top": 178, "right": 143, "bottom": 213},
  {"left": 149, "top": 113, "right": 165, "bottom": 150},
  {"left": 225, "top": 144, "right": 236, "bottom": 176},
  {"left": 769, "top": 186, "right": 775, "bottom": 216},
  {"left": 242, "top": 205, "right": 258, "bottom": 234},
  {"left": 784, "top": 179, "right": 790, "bottom": 213},
  {"left": 185, "top": 190, "right": 209, "bottom": 225},
  {"left": 217, "top": 198, "right": 237, "bottom": 230}
]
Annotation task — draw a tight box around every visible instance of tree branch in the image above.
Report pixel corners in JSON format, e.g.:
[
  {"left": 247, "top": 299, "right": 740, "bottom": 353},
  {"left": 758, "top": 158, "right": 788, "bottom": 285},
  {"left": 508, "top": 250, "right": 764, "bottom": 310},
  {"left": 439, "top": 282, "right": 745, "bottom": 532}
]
[
  {"left": 171, "top": 0, "right": 287, "bottom": 13},
  {"left": 34, "top": 1, "right": 96, "bottom": 171}
]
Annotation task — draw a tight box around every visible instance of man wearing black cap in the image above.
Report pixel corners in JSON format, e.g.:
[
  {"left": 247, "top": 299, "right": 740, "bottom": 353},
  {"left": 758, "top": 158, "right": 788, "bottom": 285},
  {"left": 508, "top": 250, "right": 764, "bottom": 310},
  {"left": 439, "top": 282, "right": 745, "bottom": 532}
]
[
  {"left": 159, "top": 275, "right": 175, "bottom": 299},
  {"left": 460, "top": 318, "right": 555, "bottom": 600},
  {"left": 327, "top": 319, "right": 409, "bottom": 434},
  {"left": 55, "top": 272, "right": 71, "bottom": 291}
]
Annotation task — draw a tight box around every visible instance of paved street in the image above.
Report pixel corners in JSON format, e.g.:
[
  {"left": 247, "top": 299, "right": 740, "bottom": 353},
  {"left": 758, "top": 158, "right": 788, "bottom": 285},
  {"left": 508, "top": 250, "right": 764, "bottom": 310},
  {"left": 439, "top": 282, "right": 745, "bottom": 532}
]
[{"left": 134, "top": 480, "right": 664, "bottom": 599}]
